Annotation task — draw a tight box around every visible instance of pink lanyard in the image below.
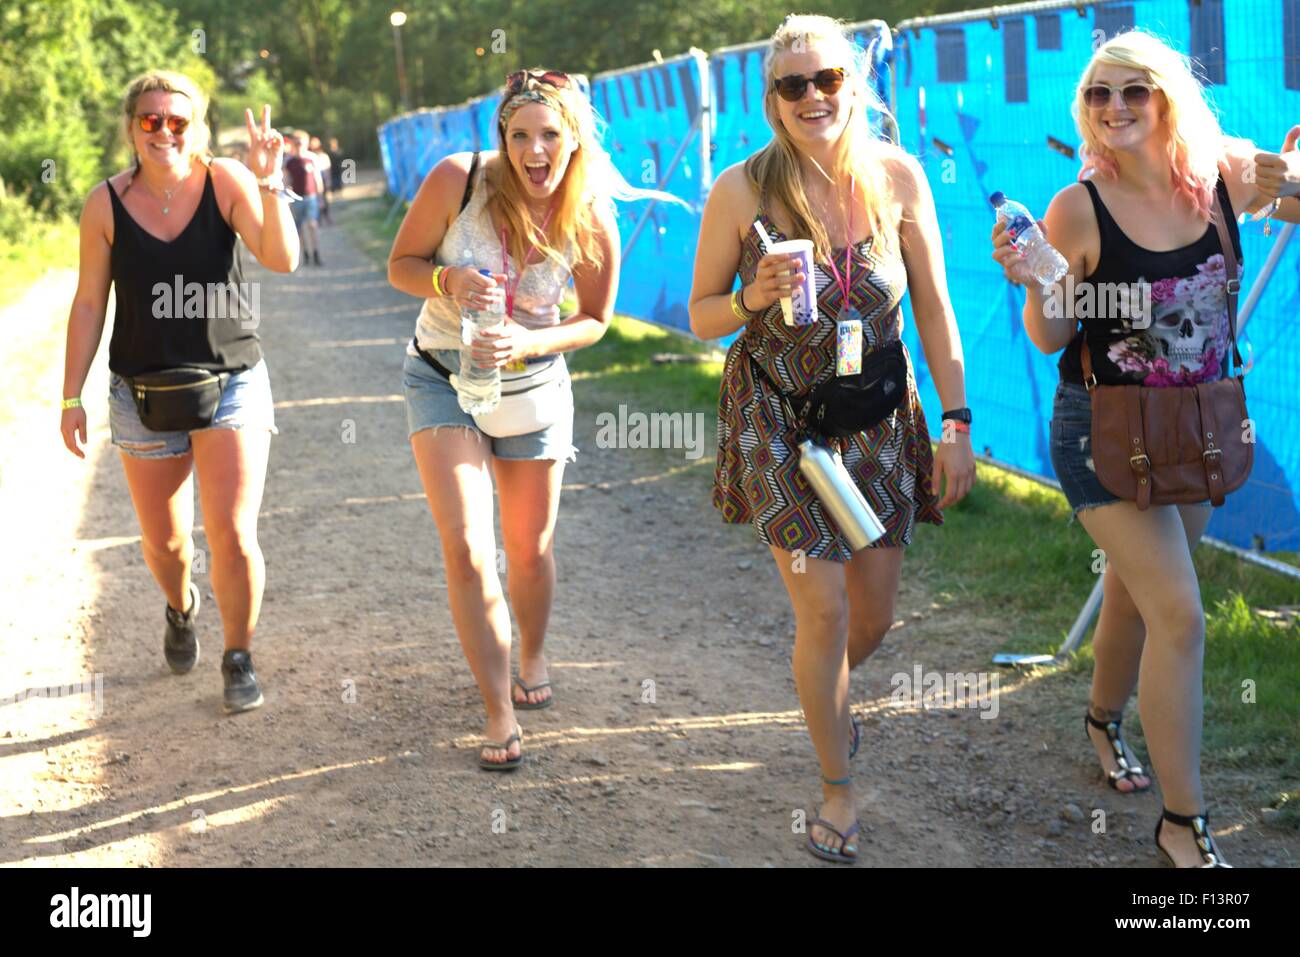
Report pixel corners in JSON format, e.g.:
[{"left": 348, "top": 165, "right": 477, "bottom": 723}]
[
  {"left": 823, "top": 176, "right": 856, "bottom": 309},
  {"left": 500, "top": 207, "right": 553, "bottom": 319}
]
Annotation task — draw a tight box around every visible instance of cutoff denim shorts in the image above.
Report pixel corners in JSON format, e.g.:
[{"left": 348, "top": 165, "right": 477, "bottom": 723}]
[
  {"left": 107, "top": 359, "right": 278, "bottom": 459},
  {"left": 401, "top": 350, "right": 576, "bottom": 462}
]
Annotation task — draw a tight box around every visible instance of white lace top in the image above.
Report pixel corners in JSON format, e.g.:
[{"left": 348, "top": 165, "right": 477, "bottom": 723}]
[{"left": 409, "top": 161, "right": 577, "bottom": 354}]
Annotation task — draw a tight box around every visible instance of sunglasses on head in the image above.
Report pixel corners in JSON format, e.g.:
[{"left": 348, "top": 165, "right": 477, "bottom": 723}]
[
  {"left": 136, "top": 112, "right": 190, "bottom": 135},
  {"left": 772, "top": 67, "right": 846, "bottom": 102},
  {"left": 506, "top": 70, "right": 571, "bottom": 95},
  {"left": 1081, "top": 82, "right": 1157, "bottom": 110}
]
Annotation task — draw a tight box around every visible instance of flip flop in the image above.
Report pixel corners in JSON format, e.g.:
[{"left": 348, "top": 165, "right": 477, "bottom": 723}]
[
  {"left": 806, "top": 817, "right": 862, "bottom": 864},
  {"left": 478, "top": 724, "right": 523, "bottom": 771},
  {"left": 512, "top": 676, "right": 554, "bottom": 711}
]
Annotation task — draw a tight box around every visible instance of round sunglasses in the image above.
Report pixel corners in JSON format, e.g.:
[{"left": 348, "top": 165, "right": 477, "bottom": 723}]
[
  {"left": 506, "top": 70, "right": 571, "bottom": 95},
  {"left": 772, "top": 67, "right": 846, "bottom": 102},
  {"left": 1081, "top": 82, "right": 1157, "bottom": 110},
  {"left": 136, "top": 112, "right": 191, "bottom": 135}
]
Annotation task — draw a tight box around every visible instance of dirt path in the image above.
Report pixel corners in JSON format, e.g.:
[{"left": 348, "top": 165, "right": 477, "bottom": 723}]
[{"left": 2, "top": 175, "right": 1294, "bottom": 867}]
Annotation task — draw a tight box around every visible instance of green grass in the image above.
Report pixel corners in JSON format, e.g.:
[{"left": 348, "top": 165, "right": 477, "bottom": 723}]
[
  {"left": 348, "top": 183, "right": 1299, "bottom": 815},
  {"left": 0, "top": 218, "right": 79, "bottom": 311}
]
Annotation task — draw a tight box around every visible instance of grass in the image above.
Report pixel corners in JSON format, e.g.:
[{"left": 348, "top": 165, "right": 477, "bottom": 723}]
[
  {"left": 0, "top": 218, "right": 79, "bottom": 312},
  {"left": 347, "top": 183, "right": 1299, "bottom": 818}
]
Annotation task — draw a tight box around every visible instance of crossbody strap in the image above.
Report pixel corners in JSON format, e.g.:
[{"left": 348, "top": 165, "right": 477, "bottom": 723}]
[{"left": 460, "top": 151, "right": 480, "bottom": 213}]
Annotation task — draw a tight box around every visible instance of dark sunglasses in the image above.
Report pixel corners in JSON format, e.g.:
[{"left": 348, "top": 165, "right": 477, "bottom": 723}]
[
  {"left": 1081, "top": 82, "right": 1156, "bottom": 109},
  {"left": 772, "top": 67, "right": 846, "bottom": 102},
  {"left": 136, "top": 112, "right": 191, "bottom": 135},
  {"left": 506, "top": 70, "right": 571, "bottom": 95}
]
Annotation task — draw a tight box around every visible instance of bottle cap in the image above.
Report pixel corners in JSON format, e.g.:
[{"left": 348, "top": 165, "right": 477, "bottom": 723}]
[{"left": 989, "top": 191, "right": 1005, "bottom": 207}]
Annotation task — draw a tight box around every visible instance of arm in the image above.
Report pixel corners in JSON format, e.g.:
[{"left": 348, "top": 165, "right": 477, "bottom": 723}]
[
  {"left": 60, "top": 185, "right": 113, "bottom": 458},
  {"left": 220, "top": 107, "right": 299, "bottom": 272},
  {"left": 687, "top": 163, "right": 802, "bottom": 340},
  {"left": 891, "top": 151, "right": 975, "bottom": 506},
  {"left": 1227, "top": 128, "right": 1300, "bottom": 224},
  {"left": 991, "top": 183, "right": 1091, "bottom": 355},
  {"left": 474, "top": 204, "right": 619, "bottom": 367}
]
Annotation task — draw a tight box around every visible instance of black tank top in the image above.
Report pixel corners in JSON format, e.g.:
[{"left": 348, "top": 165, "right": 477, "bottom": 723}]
[
  {"left": 106, "top": 167, "right": 262, "bottom": 376},
  {"left": 1058, "top": 174, "right": 1242, "bottom": 387}
]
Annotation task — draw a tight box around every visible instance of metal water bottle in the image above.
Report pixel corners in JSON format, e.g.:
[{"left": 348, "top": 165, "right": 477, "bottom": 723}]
[{"left": 797, "top": 438, "right": 887, "bottom": 550}]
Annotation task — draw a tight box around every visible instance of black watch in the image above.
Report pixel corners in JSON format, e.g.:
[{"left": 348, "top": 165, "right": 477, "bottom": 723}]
[{"left": 941, "top": 407, "right": 972, "bottom": 425}]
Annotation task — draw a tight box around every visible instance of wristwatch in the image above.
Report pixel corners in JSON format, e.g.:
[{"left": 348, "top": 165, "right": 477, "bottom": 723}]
[{"left": 941, "top": 407, "right": 973, "bottom": 425}]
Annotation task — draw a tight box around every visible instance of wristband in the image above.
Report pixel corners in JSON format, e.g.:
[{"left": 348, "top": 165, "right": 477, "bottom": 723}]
[
  {"left": 62, "top": 397, "right": 82, "bottom": 410},
  {"left": 946, "top": 420, "right": 970, "bottom": 435},
  {"left": 729, "top": 291, "right": 750, "bottom": 324},
  {"left": 432, "top": 265, "right": 448, "bottom": 297},
  {"left": 941, "top": 407, "right": 973, "bottom": 425}
]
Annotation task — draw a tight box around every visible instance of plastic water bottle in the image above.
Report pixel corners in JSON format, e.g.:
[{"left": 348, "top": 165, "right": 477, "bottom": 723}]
[
  {"left": 991, "top": 191, "right": 1068, "bottom": 286},
  {"left": 457, "top": 269, "right": 502, "bottom": 415}
]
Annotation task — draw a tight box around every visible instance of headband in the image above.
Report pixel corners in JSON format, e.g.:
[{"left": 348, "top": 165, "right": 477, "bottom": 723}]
[{"left": 499, "top": 89, "right": 566, "bottom": 128}]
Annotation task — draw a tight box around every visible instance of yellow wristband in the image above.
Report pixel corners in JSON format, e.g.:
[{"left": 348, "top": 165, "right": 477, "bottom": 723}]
[
  {"left": 432, "top": 265, "right": 447, "bottom": 297},
  {"left": 62, "top": 397, "right": 82, "bottom": 410},
  {"left": 730, "top": 290, "right": 754, "bottom": 323}
]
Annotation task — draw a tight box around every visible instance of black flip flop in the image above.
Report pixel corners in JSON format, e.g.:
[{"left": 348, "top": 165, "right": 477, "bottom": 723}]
[
  {"left": 478, "top": 724, "right": 523, "bottom": 771},
  {"left": 512, "top": 676, "right": 554, "bottom": 711}
]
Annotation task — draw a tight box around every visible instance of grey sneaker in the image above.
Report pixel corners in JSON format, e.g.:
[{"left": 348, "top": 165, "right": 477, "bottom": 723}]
[
  {"left": 163, "top": 582, "right": 200, "bottom": 674},
  {"left": 221, "top": 650, "right": 264, "bottom": 714}
]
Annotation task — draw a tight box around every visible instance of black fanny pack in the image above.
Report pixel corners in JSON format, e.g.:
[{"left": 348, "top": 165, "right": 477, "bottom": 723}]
[
  {"left": 127, "top": 368, "right": 232, "bottom": 432},
  {"left": 749, "top": 338, "right": 908, "bottom": 440}
]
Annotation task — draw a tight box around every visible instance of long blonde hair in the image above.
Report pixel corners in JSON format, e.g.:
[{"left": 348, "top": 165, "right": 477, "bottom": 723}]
[
  {"left": 1075, "top": 30, "right": 1234, "bottom": 222},
  {"left": 121, "top": 70, "right": 213, "bottom": 189},
  {"left": 485, "top": 69, "right": 687, "bottom": 273},
  {"left": 745, "top": 15, "right": 903, "bottom": 262}
]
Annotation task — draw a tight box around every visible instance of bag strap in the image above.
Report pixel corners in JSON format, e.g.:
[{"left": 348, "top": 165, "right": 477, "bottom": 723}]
[
  {"left": 744, "top": 345, "right": 809, "bottom": 436},
  {"left": 412, "top": 337, "right": 455, "bottom": 379},
  {"left": 460, "top": 151, "right": 480, "bottom": 213},
  {"left": 1208, "top": 180, "right": 1244, "bottom": 375}
]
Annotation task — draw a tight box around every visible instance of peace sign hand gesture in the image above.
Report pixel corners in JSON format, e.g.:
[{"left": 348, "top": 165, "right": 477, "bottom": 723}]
[{"left": 244, "top": 105, "right": 284, "bottom": 179}]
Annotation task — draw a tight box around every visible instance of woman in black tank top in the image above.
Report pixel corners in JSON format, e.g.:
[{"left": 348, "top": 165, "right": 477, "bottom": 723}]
[
  {"left": 991, "top": 32, "right": 1300, "bottom": 868},
  {"left": 59, "top": 70, "right": 300, "bottom": 715}
]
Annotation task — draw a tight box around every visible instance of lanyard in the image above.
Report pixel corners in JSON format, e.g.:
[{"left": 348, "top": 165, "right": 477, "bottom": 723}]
[
  {"left": 823, "top": 176, "right": 856, "bottom": 308},
  {"left": 500, "top": 206, "right": 553, "bottom": 319}
]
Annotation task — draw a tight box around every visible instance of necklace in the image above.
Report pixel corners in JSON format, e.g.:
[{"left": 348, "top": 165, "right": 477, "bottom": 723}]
[{"left": 136, "top": 164, "right": 193, "bottom": 215}]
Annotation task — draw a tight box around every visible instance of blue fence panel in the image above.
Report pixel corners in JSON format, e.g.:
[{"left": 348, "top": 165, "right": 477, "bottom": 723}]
[
  {"left": 895, "top": 0, "right": 1300, "bottom": 551},
  {"left": 592, "top": 53, "right": 708, "bottom": 332}
]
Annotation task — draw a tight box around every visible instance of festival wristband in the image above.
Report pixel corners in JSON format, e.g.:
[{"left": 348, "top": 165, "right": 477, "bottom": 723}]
[
  {"left": 432, "top": 265, "right": 447, "bottom": 297},
  {"left": 61, "top": 397, "right": 82, "bottom": 410}
]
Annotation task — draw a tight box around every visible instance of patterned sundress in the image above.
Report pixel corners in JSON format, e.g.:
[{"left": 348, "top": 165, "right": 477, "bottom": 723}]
[{"left": 712, "top": 199, "right": 943, "bottom": 562}]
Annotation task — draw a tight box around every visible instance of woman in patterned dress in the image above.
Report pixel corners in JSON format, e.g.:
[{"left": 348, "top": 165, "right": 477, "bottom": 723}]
[{"left": 689, "top": 15, "right": 976, "bottom": 862}]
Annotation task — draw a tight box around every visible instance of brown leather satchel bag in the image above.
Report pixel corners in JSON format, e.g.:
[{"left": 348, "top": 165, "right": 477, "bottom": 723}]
[{"left": 1082, "top": 190, "right": 1253, "bottom": 510}]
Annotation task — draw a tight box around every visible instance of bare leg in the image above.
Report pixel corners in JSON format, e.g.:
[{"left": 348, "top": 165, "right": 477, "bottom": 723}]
[
  {"left": 191, "top": 428, "right": 271, "bottom": 652},
  {"left": 770, "top": 546, "right": 857, "bottom": 857},
  {"left": 410, "top": 427, "right": 517, "bottom": 765},
  {"left": 119, "top": 450, "right": 196, "bottom": 613},
  {"left": 1077, "top": 501, "right": 1217, "bottom": 866},
  {"left": 493, "top": 457, "right": 565, "bottom": 707},
  {"left": 844, "top": 546, "right": 904, "bottom": 670}
]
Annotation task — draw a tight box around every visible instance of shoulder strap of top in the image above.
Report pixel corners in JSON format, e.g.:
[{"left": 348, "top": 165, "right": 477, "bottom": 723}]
[{"left": 460, "top": 151, "right": 480, "bottom": 212}]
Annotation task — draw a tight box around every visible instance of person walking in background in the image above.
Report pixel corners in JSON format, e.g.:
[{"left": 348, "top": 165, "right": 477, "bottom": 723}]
[
  {"left": 689, "top": 14, "right": 976, "bottom": 864},
  {"left": 285, "top": 131, "right": 324, "bottom": 265},
  {"left": 311, "top": 135, "right": 333, "bottom": 225},
  {"left": 327, "top": 137, "right": 345, "bottom": 193},
  {"left": 991, "top": 30, "right": 1300, "bottom": 867},
  {"left": 59, "top": 71, "right": 299, "bottom": 713}
]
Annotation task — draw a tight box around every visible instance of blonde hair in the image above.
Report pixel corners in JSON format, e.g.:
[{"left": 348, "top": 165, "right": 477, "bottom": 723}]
[
  {"left": 486, "top": 69, "right": 687, "bottom": 273},
  {"left": 121, "top": 70, "right": 212, "bottom": 174},
  {"left": 1075, "top": 29, "right": 1232, "bottom": 222},
  {"left": 745, "top": 14, "right": 903, "bottom": 261}
]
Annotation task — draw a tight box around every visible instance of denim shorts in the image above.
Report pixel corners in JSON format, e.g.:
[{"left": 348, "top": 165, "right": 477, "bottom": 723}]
[
  {"left": 402, "top": 350, "right": 576, "bottom": 461},
  {"left": 1049, "top": 380, "right": 1121, "bottom": 518},
  {"left": 108, "top": 359, "right": 278, "bottom": 459},
  {"left": 292, "top": 194, "right": 320, "bottom": 227}
]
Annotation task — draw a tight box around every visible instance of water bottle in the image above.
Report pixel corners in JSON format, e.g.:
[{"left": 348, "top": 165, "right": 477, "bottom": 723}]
[
  {"left": 796, "top": 438, "right": 886, "bottom": 550},
  {"left": 990, "top": 191, "right": 1068, "bottom": 286},
  {"left": 457, "top": 269, "right": 502, "bottom": 415}
]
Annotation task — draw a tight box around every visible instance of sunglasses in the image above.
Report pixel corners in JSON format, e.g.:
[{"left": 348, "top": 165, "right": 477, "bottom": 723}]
[
  {"left": 772, "top": 67, "right": 846, "bottom": 102},
  {"left": 506, "top": 70, "right": 571, "bottom": 95},
  {"left": 1081, "top": 82, "right": 1157, "bottom": 110},
  {"left": 136, "top": 113, "right": 191, "bottom": 135}
]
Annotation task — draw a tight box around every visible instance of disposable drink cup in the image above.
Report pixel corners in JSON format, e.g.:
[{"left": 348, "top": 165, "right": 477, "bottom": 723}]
[{"left": 768, "top": 239, "right": 815, "bottom": 326}]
